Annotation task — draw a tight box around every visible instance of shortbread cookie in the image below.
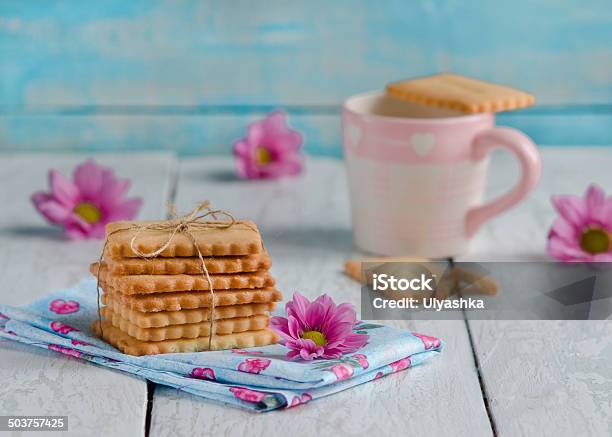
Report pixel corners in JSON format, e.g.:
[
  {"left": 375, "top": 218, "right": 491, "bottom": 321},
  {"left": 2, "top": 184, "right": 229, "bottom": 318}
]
[
  {"left": 101, "top": 287, "right": 283, "bottom": 312},
  {"left": 345, "top": 257, "right": 427, "bottom": 283},
  {"left": 105, "top": 220, "right": 263, "bottom": 258},
  {"left": 104, "top": 253, "right": 271, "bottom": 275},
  {"left": 101, "top": 307, "right": 270, "bottom": 341},
  {"left": 345, "top": 257, "right": 497, "bottom": 295},
  {"left": 103, "top": 296, "right": 275, "bottom": 328},
  {"left": 92, "top": 263, "right": 275, "bottom": 294},
  {"left": 92, "top": 321, "right": 279, "bottom": 355},
  {"left": 387, "top": 73, "right": 535, "bottom": 114}
]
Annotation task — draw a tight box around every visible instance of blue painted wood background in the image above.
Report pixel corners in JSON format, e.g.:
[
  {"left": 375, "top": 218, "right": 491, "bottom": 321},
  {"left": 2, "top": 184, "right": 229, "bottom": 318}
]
[{"left": 1, "top": 0, "right": 611, "bottom": 156}]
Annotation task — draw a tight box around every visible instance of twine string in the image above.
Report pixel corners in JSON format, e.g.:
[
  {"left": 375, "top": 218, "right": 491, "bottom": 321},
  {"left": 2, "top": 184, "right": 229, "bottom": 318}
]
[{"left": 96, "top": 201, "right": 238, "bottom": 350}]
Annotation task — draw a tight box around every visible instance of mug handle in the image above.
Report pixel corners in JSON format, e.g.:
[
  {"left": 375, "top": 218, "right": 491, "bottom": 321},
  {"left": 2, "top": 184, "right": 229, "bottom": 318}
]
[{"left": 465, "top": 127, "right": 541, "bottom": 237}]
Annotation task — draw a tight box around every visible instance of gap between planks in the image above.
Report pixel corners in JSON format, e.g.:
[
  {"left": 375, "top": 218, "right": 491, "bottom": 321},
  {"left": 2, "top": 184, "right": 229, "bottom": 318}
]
[
  {"left": 144, "top": 156, "right": 179, "bottom": 435},
  {"left": 145, "top": 381, "right": 157, "bottom": 437},
  {"left": 463, "top": 317, "right": 498, "bottom": 436},
  {"left": 448, "top": 257, "right": 497, "bottom": 436}
]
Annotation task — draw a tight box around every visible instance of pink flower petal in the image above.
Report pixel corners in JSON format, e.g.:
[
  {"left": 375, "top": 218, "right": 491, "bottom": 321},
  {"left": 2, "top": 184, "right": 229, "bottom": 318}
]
[
  {"left": 233, "top": 139, "right": 251, "bottom": 156},
  {"left": 31, "top": 192, "right": 52, "bottom": 205},
  {"left": 548, "top": 217, "right": 578, "bottom": 244},
  {"left": 323, "top": 321, "right": 355, "bottom": 345},
  {"left": 287, "top": 315, "right": 303, "bottom": 339},
  {"left": 255, "top": 158, "right": 303, "bottom": 179},
  {"left": 73, "top": 159, "right": 104, "bottom": 200},
  {"left": 286, "top": 292, "right": 311, "bottom": 327},
  {"left": 107, "top": 198, "right": 142, "bottom": 221},
  {"left": 246, "top": 121, "right": 266, "bottom": 149},
  {"left": 602, "top": 199, "right": 612, "bottom": 227},
  {"left": 263, "top": 111, "right": 289, "bottom": 133},
  {"left": 299, "top": 348, "right": 320, "bottom": 360},
  {"left": 287, "top": 338, "right": 323, "bottom": 360},
  {"left": 88, "top": 222, "right": 107, "bottom": 239},
  {"left": 337, "top": 333, "right": 369, "bottom": 351},
  {"left": 49, "top": 170, "right": 78, "bottom": 207},
  {"left": 234, "top": 155, "right": 257, "bottom": 180},
  {"left": 33, "top": 197, "right": 72, "bottom": 224},
  {"left": 547, "top": 236, "right": 589, "bottom": 261},
  {"left": 64, "top": 222, "right": 90, "bottom": 240},
  {"left": 279, "top": 155, "right": 304, "bottom": 176},
  {"left": 320, "top": 348, "right": 344, "bottom": 359},
  {"left": 267, "top": 131, "right": 303, "bottom": 155},
  {"left": 312, "top": 294, "right": 336, "bottom": 326},
  {"left": 305, "top": 301, "right": 328, "bottom": 330},
  {"left": 327, "top": 302, "right": 358, "bottom": 327},
  {"left": 286, "top": 350, "right": 303, "bottom": 360},
  {"left": 585, "top": 184, "right": 605, "bottom": 215},
  {"left": 98, "top": 170, "right": 131, "bottom": 209},
  {"left": 269, "top": 316, "right": 292, "bottom": 340},
  {"left": 551, "top": 195, "right": 587, "bottom": 228}
]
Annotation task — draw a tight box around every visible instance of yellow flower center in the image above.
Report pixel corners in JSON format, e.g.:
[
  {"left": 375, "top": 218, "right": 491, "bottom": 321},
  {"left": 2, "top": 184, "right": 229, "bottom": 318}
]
[
  {"left": 74, "top": 202, "right": 102, "bottom": 224},
  {"left": 302, "top": 330, "right": 327, "bottom": 346},
  {"left": 255, "top": 146, "right": 272, "bottom": 165},
  {"left": 580, "top": 226, "right": 611, "bottom": 254}
]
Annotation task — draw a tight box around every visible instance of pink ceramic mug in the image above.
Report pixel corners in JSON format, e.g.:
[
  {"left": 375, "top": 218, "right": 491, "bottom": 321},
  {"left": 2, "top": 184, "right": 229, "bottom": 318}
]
[{"left": 342, "top": 91, "right": 541, "bottom": 257}]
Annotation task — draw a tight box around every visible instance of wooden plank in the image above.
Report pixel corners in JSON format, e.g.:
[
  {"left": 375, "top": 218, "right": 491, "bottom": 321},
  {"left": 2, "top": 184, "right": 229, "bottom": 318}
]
[
  {"left": 1, "top": 111, "right": 611, "bottom": 157},
  {"left": 150, "top": 157, "right": 492, "bottom": 436},
  {"left": 0, "top": 113, "right": 340, "bottom": 157},
  {"left": 1, "top": 1, "right": 611, "bottom": 106},
  {"left": 0, "top": 153, "right": 176, "bottom": 437},
  {"left": 458, "top": 148, "right": 612, "bottom": 435}
]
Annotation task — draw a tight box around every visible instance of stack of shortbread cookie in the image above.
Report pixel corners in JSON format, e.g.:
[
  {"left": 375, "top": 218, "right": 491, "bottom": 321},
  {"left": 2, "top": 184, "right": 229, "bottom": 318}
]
[{"left": 91, "top": 219, "right": 281, "bottom": 356}]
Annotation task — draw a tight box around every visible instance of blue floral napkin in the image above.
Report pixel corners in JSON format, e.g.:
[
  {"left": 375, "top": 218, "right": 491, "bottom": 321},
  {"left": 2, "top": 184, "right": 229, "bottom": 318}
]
[{"left": 0, "top": 279, "right": 443, "bottom": 412}]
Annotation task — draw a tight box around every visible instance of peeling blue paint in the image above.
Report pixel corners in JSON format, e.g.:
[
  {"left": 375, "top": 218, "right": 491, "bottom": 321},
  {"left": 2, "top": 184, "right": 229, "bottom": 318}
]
[{"left": 0, "top": 1, "right": 610, "bottom": 153}]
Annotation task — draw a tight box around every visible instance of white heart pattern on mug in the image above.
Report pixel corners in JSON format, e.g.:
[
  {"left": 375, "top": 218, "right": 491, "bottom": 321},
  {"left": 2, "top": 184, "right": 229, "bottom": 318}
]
[
  {"left": 410, "top": 133, "right": 435, "bottom": 156},
  {"left": 346, "top": 124, "right": 362, "bottom": 148}
]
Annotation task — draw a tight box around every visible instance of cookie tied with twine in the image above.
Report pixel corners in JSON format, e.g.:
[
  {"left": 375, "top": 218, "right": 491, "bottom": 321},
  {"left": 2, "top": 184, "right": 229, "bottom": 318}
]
[{"left": 94, "top": 201, "right": 263, "bottom": 351}]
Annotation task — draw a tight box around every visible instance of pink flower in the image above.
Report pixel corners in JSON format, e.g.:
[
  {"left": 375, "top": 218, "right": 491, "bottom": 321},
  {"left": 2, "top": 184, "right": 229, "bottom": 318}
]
[
  {"left": 270, "top": 292, "right": 368, "bottom": 360},
  {"left": 329, "top": 363, "right": 354, "bottom": 381},
  {"left": 374, "top": 371, "right": 384, "bottom": 380},
  {"left": 50, "top": 321, "right": 78, "bottom": 335},
  {"left": 289, "top": 393, "right": 312, "bottom": 408},
  {"left": 351, "top": 353, "right": 369, "bottom": 369},
  {"left": 48, "top": 344, "right": 82, "bottom": 358},
  {"left": 31, "top": 159, "right": 142, "bottom": 239},
  {"left": 229, "top": 387, "right": 267, "bottom": 403},
  {"left": 231, "top": 348, "right": 263, "bottom": 355},
  {"left": 547, "top": 184, "right": 612, "bottom": 261},
  {"left": 389, "top": 357, "right": 412, "bottom": 373},
  {"left": 237, "top": 358, "right": 271, "bottom": 374},
  {"left": 191, "top": 367, "right": 216, "bottom": 380},
  {"left": 49, "top": 299, "right": 80, "bottom": 315},
  {"left": 412, "top": 332, "right": 441, "bottom": 350},
  {"left": 233, "top": 111, "right": 304, "bottom": 179}
]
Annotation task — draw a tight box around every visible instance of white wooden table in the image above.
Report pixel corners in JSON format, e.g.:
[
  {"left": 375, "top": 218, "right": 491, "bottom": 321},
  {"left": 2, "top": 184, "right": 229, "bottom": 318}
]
[{"left": 0, "top": 149, "right": 611, "bottom": 437}]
